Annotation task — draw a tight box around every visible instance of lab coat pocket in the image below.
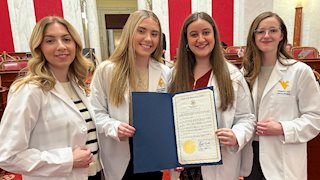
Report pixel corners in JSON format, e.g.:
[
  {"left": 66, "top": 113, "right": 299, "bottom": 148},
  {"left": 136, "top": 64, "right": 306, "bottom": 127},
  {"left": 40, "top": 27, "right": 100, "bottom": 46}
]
[{"left": 273, "top": 95, "right": 297, "bottom": 121}]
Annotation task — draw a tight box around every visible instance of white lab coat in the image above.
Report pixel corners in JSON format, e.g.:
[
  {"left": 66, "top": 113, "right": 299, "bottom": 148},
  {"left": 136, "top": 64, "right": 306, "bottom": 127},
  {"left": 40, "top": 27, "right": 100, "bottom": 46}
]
[
  {"left": 0, "top": 79, "right": 99, "bottom": 180},
  {"left": 170, "top": 63, "right": 256, "bottom": 180},
  {"left": 89, "top": 59, "right": 171, "bottom": 180},
  {"left": 253, "top": 59, "right": 320, "bottom": 180}
]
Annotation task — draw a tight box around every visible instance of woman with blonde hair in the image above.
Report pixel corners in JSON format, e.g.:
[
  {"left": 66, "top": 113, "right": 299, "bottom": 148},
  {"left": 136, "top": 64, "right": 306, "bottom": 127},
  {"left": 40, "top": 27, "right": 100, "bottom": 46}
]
[
  {"left": 169, "top": 12, "right": 255, "bottom": 180},
  {"left": 0, "top": 16, "right": 102, "bottom": 180},
  {"left": 90, "top": 10, "right": 171, "bottom": 179}
]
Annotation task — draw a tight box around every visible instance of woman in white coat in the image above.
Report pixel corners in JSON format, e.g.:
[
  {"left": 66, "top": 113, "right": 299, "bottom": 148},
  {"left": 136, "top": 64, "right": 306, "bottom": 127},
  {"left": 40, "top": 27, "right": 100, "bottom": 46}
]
[
  {"left": 89, "top": 10, "right": 171, "bottom": 180},
  {"left": 243, "top": 12, "right": 320, "bottom": 180},
  {"left": 169, "top": 12, "right": 255, "bottom": 180},
  {"left": 0, "top": 16, "right": 102, "bottom": 180}
]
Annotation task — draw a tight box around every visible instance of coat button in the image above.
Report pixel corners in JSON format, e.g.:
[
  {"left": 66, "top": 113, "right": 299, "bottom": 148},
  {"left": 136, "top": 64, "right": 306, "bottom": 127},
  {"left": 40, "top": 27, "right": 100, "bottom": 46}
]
[{"left": 81, "top": 127, "right": 87, "bottom": 132}]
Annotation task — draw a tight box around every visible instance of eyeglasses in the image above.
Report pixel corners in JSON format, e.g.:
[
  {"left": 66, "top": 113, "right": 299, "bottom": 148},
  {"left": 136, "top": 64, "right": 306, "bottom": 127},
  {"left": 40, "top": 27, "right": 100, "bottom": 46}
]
[{"left": 254, "top": 28, "right": 281, "bottom": 36}]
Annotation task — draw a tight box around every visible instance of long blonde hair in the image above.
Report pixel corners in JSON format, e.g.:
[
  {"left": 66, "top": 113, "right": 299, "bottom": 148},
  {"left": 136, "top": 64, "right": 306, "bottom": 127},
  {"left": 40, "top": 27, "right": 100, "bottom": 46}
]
[
  {"left": 108, "top": 10, "right": 163, "bottom": 106},
  {"left": 13, "top": 16, "right": 91, "bottom": 94},
  {"left": 242, "top": 12, "right": 293, "bottom": 90},
  {"left": 169, "top": 12, "right": 234, "bottom": 111}
]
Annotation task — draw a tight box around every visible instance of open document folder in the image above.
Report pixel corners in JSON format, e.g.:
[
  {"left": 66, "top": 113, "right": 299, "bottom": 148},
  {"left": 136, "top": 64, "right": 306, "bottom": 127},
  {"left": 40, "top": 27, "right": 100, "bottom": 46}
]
[{"left": 132, "top": 87, "right": 222, "bottom": 173}]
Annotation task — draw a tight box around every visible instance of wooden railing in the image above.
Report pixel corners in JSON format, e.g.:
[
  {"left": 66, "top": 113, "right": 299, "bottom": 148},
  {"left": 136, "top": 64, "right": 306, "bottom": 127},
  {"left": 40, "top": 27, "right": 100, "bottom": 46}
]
[{"left": 224, "top": 52, "right": 320, "bottom": 74}]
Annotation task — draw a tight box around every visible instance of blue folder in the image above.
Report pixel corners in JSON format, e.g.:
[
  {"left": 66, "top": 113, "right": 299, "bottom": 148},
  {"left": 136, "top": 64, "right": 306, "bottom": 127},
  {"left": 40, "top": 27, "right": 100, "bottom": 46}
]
[{"left": 132, "top": 87, "right": 222, "bottom": 173}]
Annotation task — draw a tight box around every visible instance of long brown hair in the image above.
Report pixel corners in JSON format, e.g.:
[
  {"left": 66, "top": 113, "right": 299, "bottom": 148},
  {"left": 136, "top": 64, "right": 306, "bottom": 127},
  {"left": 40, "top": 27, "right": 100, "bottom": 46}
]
[
  {"left": 242, "top": 11, "right": 293, "bottom": 90},
  {"left": 169, "top": 12, "right": 234, "bottom": 111},
  {"left": 108, "top": 10, "right": 163, "bottom": 106}
]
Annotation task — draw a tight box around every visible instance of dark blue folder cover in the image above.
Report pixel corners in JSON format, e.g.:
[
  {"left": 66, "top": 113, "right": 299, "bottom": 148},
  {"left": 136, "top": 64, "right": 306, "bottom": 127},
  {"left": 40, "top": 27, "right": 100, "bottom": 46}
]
[{"left": 132, "top": 87, "right": 222, "bottom": 173}]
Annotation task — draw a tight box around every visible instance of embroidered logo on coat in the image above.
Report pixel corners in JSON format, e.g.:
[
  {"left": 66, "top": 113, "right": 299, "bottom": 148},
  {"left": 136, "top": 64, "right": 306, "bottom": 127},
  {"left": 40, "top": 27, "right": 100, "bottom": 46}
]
[
  {"left": 156, "top": 77, "right": 166, "bottom": 92},
  {"left": 158, "top": 78, "right": 164, "bottom": 87},
  {"left": 279, "top": 80, "right": 289, "bottom": 90}
]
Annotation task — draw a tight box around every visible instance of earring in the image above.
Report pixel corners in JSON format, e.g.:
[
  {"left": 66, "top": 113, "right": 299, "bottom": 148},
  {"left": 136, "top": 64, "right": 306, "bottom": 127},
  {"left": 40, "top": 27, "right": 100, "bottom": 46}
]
[{"left": 186, "top": 44, "right": 190, "bottom": 51}]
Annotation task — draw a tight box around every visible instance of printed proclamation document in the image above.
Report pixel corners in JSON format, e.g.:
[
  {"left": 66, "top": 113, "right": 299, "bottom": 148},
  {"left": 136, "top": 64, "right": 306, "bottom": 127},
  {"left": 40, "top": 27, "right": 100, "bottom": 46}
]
[{"left": 173, "top": 88, "right": 221, "bottom": 164}]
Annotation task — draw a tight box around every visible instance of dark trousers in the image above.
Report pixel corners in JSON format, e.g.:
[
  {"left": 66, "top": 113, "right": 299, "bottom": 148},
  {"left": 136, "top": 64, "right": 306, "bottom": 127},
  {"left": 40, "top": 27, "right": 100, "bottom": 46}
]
[
  {"left": 244, "top": 141, "right": 266, "bottom": 180},
  {"left": 122, "top": 138, "right": 163, "bottom": 180},
  {"left": 122, "top": 158, "right": 163, "bottom": 180},
  {"left": 88, "top": 171, "right": 102, "bottom": 180},
  {"left": 180, "top": 167, "right": 203, "bottom": 180}
]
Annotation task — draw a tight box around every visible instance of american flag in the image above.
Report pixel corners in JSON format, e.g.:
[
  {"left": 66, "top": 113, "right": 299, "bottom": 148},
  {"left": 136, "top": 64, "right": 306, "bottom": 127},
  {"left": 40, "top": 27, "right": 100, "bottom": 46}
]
[
  {"left": 0, "top": 0, "right": 234, "bottom": 61},
  {"left": 0, "top": 0, "right": 83, "bottom": 53}
]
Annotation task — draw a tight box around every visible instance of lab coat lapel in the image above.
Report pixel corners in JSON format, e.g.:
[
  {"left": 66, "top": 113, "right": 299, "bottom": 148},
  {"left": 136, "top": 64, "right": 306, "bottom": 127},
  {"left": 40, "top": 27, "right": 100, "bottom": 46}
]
[
  {"left": 251, "top": 79, "right": 258, "bottom": 114},
  {"left": 51, "top": 81, "right": 83, "bottom": 118},
  {"left": 207, "top": 71, "right": 218, "bottom": 91},
  {"left": 261, "top": 60, "right": 288, "bottom": 100},
  {"left": 71, "top": 81, "right": 95, "bottom": 119},
  {"left": 148, "top": 60, "right": 162, "bottom": 91}
]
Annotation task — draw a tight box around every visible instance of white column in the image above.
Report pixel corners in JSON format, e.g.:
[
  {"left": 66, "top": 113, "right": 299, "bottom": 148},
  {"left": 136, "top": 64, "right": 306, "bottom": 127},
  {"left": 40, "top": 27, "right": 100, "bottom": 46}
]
[
  {"left": 137, "top": 0, "right": 149, "bottom": 10},
  {"left": 138, "top": 0, "right": 171, "bottom": 60},
  {"left": 233, "top": 0, "right": 245, "bottom": 46},
  {"left": 234, "top": 0, "right": 273, "bottom": 46},
  {"left": 62, "top": 0, "right": 84, "bottom": 47},
  {"left": 8, "top": 0, "right": 36, "bottom": 52},
  {"left": 274, "top": 1, "right": 295, "bottom": 45},
  {"left": 192, "top": 0, "right": 212, "bottom": 17},
  {"left": 152, "top": 0, "right": 170, "bottom": 60},
  {"left": 85, "top": 0, "right": 102, "bottom": 63}
]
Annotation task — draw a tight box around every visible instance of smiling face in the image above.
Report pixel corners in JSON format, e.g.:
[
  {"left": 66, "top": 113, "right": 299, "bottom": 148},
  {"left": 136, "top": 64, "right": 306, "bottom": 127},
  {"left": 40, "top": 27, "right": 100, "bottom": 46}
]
[
  {"left": 254, "top": 17, "right": 283, "bottom": 55},
  {"left": 187, "top": 19, "right": 215, "bottom": 61},
  {"left": 133, "top": 17, "right": 160, "bottom": 60},
  {"left": 40, "top": 22, "right": 76, "bottom": 73}
]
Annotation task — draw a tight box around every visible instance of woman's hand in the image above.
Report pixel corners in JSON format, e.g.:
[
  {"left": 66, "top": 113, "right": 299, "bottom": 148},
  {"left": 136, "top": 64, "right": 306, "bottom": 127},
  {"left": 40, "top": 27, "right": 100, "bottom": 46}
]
[
  {"left": 118, "top": 122, "right": 136, "bottom": 138},
  {"left": 72, "top": 146, "right": 92, "bottom": 168},
  {"left": 256, "top": 118, "right": 284, "bottom": 136},
  {"left": 216, "top": 128, "right": 238, "bottom": 146}
]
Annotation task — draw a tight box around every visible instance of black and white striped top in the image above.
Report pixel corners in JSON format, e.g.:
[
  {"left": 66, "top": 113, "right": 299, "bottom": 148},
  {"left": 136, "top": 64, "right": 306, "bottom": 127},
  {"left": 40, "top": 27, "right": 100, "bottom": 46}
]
[{"left": 61, "top": 82, "right": 101, "bottom": 176}]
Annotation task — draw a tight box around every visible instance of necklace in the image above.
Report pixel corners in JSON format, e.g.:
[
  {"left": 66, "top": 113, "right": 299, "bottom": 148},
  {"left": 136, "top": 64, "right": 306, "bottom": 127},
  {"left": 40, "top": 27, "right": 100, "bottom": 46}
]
[
  {"left": 136, "top": 69, "right": 149, "bottom": 91},
  {"left": 61, "top": 82, "right": 78, "bottom": 101},
  {"left": 192, "top": 79, "right": 197, "bottom": 90}
]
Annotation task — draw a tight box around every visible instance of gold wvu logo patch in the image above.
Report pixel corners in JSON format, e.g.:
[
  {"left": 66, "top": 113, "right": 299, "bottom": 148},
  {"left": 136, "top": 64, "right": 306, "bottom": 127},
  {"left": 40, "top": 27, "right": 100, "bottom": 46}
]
[{"left": 279, "top": 80, "right": 289, "bottom": 90}]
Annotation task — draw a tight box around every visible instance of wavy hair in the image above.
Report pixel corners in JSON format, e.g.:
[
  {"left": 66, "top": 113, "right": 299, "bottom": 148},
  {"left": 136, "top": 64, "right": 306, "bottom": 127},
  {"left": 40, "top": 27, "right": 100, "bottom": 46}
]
[
  {"left": 12, "top": 16, "right": 91, "bottom": 94},
  {"left": 169, "top": 12, "right": 234, "bottom": 111},
  {"left": 108, "top": 10, "right": 163, "bottom": 106},
  {"left": 242, "top": 11, "right": 293, "bottom": 90}
]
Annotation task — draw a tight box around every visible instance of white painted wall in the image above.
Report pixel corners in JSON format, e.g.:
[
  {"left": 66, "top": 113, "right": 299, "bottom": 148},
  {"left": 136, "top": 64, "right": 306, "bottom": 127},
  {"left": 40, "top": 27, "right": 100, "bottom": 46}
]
[
  {"left": 234, "top": 0, "right": 273, "bottom": 46},
  {"left": 234, "top": 0, "right": 320, "bottom": 51}
]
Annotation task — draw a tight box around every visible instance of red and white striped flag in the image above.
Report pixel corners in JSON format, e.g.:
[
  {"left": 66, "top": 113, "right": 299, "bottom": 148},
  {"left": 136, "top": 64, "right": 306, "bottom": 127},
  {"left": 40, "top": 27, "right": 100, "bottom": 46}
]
[
  {"left": 1, "top": 0, "right": 234, "bottom": 61},
  {"left": 152, "top": 0, "right": 234, "bottom": 60},
  {"left": 0, "top": 0, "right": 83, "bottom": 53}
]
